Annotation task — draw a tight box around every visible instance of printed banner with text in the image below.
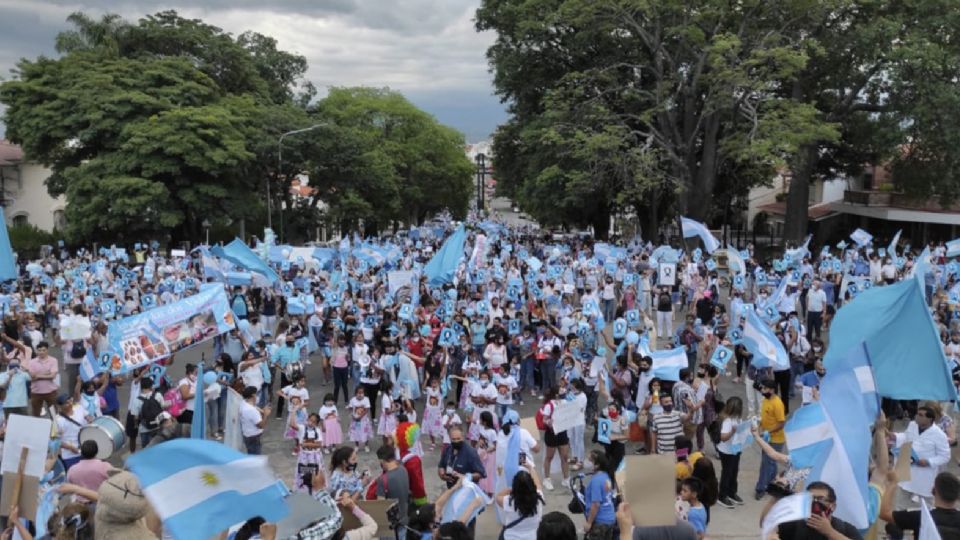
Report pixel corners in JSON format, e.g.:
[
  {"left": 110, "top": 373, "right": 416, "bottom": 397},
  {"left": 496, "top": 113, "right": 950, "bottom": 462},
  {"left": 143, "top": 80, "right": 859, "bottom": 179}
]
[{"left": 103, "top": 284, "right": 235, "bottom": 374}]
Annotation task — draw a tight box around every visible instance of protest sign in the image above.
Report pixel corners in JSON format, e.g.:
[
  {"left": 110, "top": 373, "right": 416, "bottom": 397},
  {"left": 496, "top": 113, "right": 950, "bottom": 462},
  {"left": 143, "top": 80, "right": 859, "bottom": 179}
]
[
  {"left": 658, "top": 263, "right": 676, "bottom": 286},
  {"left": 104, "top": 284, "right": 235, "bottom": 373},
  {"left": 550, "top": 399, "right": 585, "bottom": 433},
  {"left": 224, "top": 387, "right": 244, "bottom": 453},
  {"left": 623, "top": 454, "right": 676, "bottom": 526}
]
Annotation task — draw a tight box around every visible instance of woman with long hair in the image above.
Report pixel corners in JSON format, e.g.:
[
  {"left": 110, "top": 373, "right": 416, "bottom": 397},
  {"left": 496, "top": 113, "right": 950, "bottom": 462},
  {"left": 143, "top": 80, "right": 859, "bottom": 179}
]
[
  {"left": 327, "top": 446, "right": 367, "bottom": 501},
  {"left": 583, "top": 448, "right": 618, "bottom": 540},
  {"left": 538, "top": 385, "right": 571, "bottom": 491},
  {"left": 495, "top": 464, "right": 545, "bottom": 540},
  {"left": 716, "top": 396, "right": 745, "bottom": 508},
  {"left": 691, "top": 456, "right": 719, "bottom": 523}
]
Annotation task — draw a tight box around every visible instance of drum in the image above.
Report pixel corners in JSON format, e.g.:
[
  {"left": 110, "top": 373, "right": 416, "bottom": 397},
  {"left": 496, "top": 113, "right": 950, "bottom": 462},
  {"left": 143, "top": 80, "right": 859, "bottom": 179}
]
[{"left": 79, "top": 416, "right": 126, "bottom": 459}]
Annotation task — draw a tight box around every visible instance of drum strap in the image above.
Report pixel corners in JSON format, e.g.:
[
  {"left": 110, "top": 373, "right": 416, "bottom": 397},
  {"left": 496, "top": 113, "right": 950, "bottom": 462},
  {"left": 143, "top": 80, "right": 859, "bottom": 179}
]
[{"left": 63, "top": 414, "right": 83, "bottom": 428}]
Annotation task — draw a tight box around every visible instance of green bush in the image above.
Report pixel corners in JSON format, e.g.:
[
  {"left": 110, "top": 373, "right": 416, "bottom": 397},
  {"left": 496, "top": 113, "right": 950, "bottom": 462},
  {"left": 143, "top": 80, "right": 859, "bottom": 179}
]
[{"left": 8, "top": 224, "right": 56, "bottom": 259}]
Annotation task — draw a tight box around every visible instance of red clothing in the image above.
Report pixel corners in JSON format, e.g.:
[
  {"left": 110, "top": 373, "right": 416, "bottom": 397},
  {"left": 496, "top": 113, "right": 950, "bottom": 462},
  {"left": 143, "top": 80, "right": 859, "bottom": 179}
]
[{"left": 402, "top": 453, "right": 427, "bottom": 505}]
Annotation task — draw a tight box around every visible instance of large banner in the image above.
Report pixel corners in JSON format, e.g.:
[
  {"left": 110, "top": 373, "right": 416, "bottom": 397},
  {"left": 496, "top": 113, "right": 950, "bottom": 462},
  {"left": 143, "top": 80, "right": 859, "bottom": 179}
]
[{"left": 103, "top": 284, "right": 235, "bottom": 374}]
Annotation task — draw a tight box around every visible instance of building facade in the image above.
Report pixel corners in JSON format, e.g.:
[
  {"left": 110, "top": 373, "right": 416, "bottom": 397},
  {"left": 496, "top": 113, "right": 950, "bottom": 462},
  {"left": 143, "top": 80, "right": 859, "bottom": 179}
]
[{"left": 0, "top": 140, "right": 66, "bottom": 232}]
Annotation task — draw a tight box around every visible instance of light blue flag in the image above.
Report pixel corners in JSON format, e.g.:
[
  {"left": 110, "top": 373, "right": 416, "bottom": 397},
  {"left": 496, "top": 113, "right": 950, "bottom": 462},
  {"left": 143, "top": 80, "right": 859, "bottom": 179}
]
[
  {"left": 824, "top": 278, "right": 957, "bottom": 401},
  {"left": 424, "top": 225, "right": 467, "bottom": 287},
  {"left": 192, "top": 363, "right": 206, "bottom": 440},
  {"left": 850, "top": 228, "right": 873, "bottom": 247},
  {"left": 199, "top": 247, "right": 225, "bottom": 282},
  {"left": 727, "top": 419, "right": 755, "bottom": 454},
  {"left": 79, "top": 346, "right": 103, "bottom": 383},
  {"left": 910, "top": 246, "right": 933, "bottom": 279},
  {"left": 649, "top": 347, "right": 688, "bottom": 381},
  {"left": 784, "top": 402, "right": 834, "bottom": 469},
  {"left": 810, "top": 343, "right": 878, "bottom": 529},
  {"left": 680, "top": 216, "right": 720, "bottom": 253},
  {"left": 440, "top": 475, "right": 491, "bottom": 525},
  {"left": 785, "top": 234, "right": 812, "bottom": 263},
  {"left": 501, "top": 410, "right": 522, "bottom": 486},
  {"left": 888, "top": 230, "right": 902, "bottom": 259},
  {"left": 126, "top": 439, "right": 288, "bottom": 540},
  {"left": 741, "top": 309, "right": 790, "bottom": 370},
  {"left": 211, "top": 238, "right": 280, "bottom": 285},
  {"left": 0, "top": 208, "right": 16, "bottom": 282},
  {"left": 947, "top": 238, "right": 960, "bottom": 258}
]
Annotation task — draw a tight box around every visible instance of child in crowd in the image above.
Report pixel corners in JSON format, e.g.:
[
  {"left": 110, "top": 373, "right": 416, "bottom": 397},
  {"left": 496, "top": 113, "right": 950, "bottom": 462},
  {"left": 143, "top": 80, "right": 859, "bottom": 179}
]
[
  {"left": 440, "top": 400, "right": 462, "bottom": 450},
  {"left": 348, "top": 387, "right": 373, "bottom": 452},
  {"left": 318, "top": 393, "right": 341, "bottom": 454},
  {"left": 422, "top": 378, "right": 444, "bottom": 450},
  {"left": 680, "top": 477, "right": 708, "bottom": 540}
]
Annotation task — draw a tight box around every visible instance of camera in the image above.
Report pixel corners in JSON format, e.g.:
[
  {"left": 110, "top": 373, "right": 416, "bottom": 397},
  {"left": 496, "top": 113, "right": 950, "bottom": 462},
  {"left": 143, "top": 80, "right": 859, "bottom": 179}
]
[
  {"left": 386, "top": 502, "right": 402, "bottom": 529},
  {"left": 519, "top": 452, "right": 526, "bottom": 466}
]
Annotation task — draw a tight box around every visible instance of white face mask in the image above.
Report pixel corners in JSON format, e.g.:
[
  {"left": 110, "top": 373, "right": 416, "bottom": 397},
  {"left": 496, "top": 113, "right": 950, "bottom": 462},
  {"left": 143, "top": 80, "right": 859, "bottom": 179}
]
[{"left": 445, "top": 408, "right": 455, "bottom": 415}]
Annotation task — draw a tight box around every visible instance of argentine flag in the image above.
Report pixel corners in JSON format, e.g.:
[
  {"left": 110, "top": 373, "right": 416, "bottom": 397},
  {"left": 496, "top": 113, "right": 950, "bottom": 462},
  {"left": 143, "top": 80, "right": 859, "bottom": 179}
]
[
  {"left": 649, "top": 347, "right": 688, "bottom": 381},
  {"left": 79, "top": 346, "right": 103, "bottom": 383},
  {"left": 126, "top": 439, "right": 288, "bottom": 540},
  {"left": 888, "top": 229, "right": 902, "bottom": 259},
  {"left": 680, "top": 217, "right": 720, "bottom": 254},
  {"left": 741, "top": 309, "right": 790, "bottom": 370},
  {"left": 808, "top": 343, "right": 879, "bottom": 529},
  {"left": 784, "top": 402, "right": 834, "bottom": 469}
]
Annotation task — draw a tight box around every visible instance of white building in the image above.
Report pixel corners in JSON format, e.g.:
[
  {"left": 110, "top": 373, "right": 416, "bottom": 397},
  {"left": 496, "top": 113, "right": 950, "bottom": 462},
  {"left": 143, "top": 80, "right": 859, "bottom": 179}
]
[{"left": 0, "top": 140, "right": 66, "bottom": 232}]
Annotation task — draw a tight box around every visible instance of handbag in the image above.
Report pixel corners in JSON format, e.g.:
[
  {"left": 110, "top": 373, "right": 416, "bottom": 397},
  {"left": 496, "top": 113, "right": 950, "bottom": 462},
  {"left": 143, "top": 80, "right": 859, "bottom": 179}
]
[{"left": 498, "top": 514, "right": 528, "bottom": 540}]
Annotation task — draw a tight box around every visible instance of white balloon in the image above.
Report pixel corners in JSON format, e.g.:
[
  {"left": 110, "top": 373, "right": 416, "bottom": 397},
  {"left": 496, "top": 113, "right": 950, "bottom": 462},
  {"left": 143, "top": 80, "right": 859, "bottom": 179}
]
[{"left": 626, "top": 331, "right": 640, "bottom": 345}]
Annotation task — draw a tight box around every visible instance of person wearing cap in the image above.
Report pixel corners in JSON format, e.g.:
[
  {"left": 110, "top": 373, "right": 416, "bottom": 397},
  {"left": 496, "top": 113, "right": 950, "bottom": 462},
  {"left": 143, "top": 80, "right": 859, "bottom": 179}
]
[
  {"left": 55, "top": 394, "right": 88, "bottom": 470},
  {"left": 240, "top": 385, "right": 271, "bottom": 455},
  {"left": 147, "top": 411, "right": 181, "bottom": 447},
  {"left": 755, "top": 379, "right": 786, "bottom": 500}
]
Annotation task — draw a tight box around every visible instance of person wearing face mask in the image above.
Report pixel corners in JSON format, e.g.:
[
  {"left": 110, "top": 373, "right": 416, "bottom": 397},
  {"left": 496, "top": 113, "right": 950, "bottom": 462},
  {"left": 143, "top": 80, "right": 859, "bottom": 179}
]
[
  {"left": 770, "top": 482, "right": 861, "bottom": 540},
  {"left": 755, "top": 379, "right": 786, "bottom": 500},
  {"left": 806, "top": 280, "right": 827, "bottom": 341},
  {"left": 0, "top": 356, "right": 31, "bottom": 419},
  {"left": 438, "top": 425, "right": 485, "bottom": 489},
  {"left": 887, "top": 405, "right": 951, "bottom": 505},
  {"left": 327, "top": 446, "right": 369, "bottom": 502},
  {"left": 797, "top": 360, "right": 826, "bottom": 406},
  {"left": 469, "top": 371, "right": 498, "bottom": 441},
  {"left": 55, "top": 394, "right": 88, "bottom": 470}
]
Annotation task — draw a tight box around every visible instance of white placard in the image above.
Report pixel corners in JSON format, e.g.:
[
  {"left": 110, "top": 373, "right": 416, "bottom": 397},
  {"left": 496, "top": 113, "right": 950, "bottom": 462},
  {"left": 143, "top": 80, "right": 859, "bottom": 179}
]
[
  {"left": 223, "top": 388, "right": 244, "bottom": 453},
  {"left": 562, "top": 284, "right": 575, "bottom": 294},
  {"left": 170, "top": 249, "right": 186, "bottom": 258},
  {"left": 2, "top": 415, "right": 51, "bottom": 478},
  {"left": 388, "top": 270, "right": 417, "bottom": 296},
  {"left": 549, "top": 399, "right": 585, "bottom": 434},
  {"left": 658, "top": 263, "right": 676, "bottom": 287}
]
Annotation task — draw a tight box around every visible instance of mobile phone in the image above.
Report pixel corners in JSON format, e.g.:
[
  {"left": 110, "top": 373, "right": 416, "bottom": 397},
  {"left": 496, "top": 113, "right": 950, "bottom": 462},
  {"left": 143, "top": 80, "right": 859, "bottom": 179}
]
[{"left": 519, "top": 452, "right": 527, "bottom": 466}]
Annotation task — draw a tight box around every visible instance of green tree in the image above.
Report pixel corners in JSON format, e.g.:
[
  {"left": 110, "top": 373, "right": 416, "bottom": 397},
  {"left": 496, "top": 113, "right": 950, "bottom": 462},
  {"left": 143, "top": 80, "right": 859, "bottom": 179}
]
[{"left": 477, "top": 0, "right": 837, "bottom": 237}]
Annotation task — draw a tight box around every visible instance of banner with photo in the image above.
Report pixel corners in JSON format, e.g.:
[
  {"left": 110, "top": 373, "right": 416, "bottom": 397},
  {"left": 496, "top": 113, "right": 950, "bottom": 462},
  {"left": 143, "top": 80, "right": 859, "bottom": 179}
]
[{"left": 103, "top": 284, "right": 235, "bottom": 374}]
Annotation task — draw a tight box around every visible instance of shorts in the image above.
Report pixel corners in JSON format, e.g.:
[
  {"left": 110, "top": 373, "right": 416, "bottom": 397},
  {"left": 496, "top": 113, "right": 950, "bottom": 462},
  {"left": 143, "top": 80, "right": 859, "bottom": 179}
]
[{"left": 545, "top": 428, "right": 569, "bottom": 447}]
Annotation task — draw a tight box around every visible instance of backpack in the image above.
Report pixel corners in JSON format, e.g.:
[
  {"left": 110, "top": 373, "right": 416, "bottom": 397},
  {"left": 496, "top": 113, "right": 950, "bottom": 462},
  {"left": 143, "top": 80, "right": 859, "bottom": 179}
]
[
  {"left": 535, "top": 402, "right": 550, "bottom": 431},
  {"left": 139, "top": 391, "right": 163, "bottom": 430},
  {"left": 70, "top": 340, "right": 86, "bottom": 360},
  {"left": 164, "top": 387, "right": 186, "bottom": 418}
]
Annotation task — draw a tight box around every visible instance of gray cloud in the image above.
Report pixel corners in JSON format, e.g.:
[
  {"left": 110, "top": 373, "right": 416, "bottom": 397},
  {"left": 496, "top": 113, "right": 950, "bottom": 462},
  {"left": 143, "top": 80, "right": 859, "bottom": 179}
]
[{"left": 0, "top": 0, "right": 503, "bottom": 141}]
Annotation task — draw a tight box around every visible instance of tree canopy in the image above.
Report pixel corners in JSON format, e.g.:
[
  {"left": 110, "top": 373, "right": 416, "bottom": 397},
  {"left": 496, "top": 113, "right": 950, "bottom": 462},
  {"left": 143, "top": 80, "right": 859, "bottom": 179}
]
[
  {"left": 478, "top": 0, "right": 960, "bottom": 240},
  {"left": 0, "top": 11, "right": 471, "bottom": 243}
]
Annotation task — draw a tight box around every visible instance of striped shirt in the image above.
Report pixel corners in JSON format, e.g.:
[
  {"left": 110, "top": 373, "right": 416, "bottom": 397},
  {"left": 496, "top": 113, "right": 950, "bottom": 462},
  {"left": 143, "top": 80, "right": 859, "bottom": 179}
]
[{"left": 652, "top": 411, "right": 684, "bottom": 453}]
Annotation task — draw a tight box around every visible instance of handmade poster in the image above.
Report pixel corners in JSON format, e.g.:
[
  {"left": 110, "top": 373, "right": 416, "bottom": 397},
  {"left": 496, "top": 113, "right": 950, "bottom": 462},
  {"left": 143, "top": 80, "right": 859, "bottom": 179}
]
[
  {"left": 550, "top": 399, "right": 585, "bottom": 433},
  {"left": 103, "top": 284, "right": 234, "bottom": 373},
  {"left": 658, "top": 263, "right": 676, "bottom": 287},
  {"left": 340, "top": 500, "right": 399, "bottom": 532},
  {"left": 223, "top": 387, "right": 244, "bottom": 453},
  {"left": 1, "top": 415, "right": 52, "bottom": 479},
  {"left": 894, "top": 441, "right": 913, "bottom": 482}
]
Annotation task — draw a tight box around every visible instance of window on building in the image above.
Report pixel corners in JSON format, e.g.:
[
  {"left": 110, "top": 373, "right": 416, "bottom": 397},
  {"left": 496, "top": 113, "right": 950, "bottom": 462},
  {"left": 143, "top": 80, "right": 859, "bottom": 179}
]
[
  {"left": 11, "top": 214, "right": 28, "bottom": 227},
  {"left": 53, "top": 210, "right": 66, "bottom": 231}
]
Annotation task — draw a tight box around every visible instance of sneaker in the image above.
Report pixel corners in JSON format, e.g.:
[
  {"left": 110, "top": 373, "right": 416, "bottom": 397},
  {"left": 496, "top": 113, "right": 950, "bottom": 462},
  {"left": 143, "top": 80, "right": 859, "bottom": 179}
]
[
  {"left": 755, "top": 491, "right": 765, "bottom": 501},
  {"left": 364, "top": 446, "right": 370, "bottom": 453},
  {"left": 730, "top": 494, "right": 745, "bottom": 505},
  {"left": 717, "top": 496, "right": 735, "bottom": 509},
  {"left": 543, "top": 478, "right": 554, "bottom": 491},
  {"left": 562, "top": 478, "right": 571, "bottom": 491}
]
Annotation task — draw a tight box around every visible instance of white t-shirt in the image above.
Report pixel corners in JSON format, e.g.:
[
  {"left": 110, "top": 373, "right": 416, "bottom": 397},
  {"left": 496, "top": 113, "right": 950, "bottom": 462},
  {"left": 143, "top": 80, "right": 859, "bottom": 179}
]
[
  {"left": 496, "top": 427, "right": 538, "bottom": 471},
  {"left": 494, "top": 374, "right": 518, "bottom": 405},
  {"left": 359, "top": 355, "right": 382, "bottom": 385},
  {"left": 239, "top": 401, "right": 263, "bottom": 437},
  {"left": 348, "top": 396, "right": 371, "bottom": 417},
  {"left": 806, "top": 289, "right": 827, "bottom": 312},
  {"left": 470, "top": 382, "right": 498, "bottom": 417},
  {"left": 441, "top": 412, "right": 462, "bottom": 444},
  {"left": 241, "top": 362, "right": 265, "bottom": 389},
  {"left": 716, "top": 417, "right": 739, "bottom": 455},
  {"left": 499, "top": 491, "right": 544, "bottom": 540},
  {"left": 281, "top": 385, "right": 309, "bottom": 404},
  {"left": 178, "top": 377, "right": 196, "bottom": 411},
  {"left": 57, "top": 408, "right": 88, "bottom": 459}
]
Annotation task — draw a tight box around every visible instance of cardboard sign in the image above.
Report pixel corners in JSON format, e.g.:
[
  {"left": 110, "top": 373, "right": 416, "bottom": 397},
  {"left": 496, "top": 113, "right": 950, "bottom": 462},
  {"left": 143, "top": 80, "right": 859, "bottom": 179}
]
[
  {"left": 550, "top": 399, "right": 585, "bottom": 433},
  {"left": 2, "top": 415, "right": 51, "bottom": 479},
  {"left": 340, "top": 499, "right": 398, "bottom": 532},
  {"left": 895, "top": 441, "right": 913, "bottom": 482},
  {"left": 623, "top": 454, "right": 676, "bottom": 526},
  {"left": 658, "top": 263, "right": 676, "bottom": 287}
]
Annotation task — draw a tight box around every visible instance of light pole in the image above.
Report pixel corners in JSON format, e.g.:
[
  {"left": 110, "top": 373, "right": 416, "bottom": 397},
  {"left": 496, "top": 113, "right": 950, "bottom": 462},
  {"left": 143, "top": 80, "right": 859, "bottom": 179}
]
[
  {"left": 273, "top": 123, "right": 328, "bottom": 236},
  {"left": 475, "top": 152, "right": 487, "bottom": 212},
  {"left": 202, "top": 219, "right": 211, "bottom": 246}
]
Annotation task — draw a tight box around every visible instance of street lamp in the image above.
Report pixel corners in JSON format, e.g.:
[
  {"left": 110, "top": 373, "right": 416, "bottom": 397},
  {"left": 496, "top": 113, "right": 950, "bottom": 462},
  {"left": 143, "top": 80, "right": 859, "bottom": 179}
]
[
  {"left": 202, "top": 219, "right": 211, "bottom": 246},
  {"left": 273, "top": 123, "right": 329, "bottom": 236}
]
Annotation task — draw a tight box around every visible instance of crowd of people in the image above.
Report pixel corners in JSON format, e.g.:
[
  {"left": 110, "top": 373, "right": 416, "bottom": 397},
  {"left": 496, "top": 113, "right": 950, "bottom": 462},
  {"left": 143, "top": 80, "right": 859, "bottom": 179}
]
[{"left": 0, "top": 219, "right": 957, "bottom": 540}]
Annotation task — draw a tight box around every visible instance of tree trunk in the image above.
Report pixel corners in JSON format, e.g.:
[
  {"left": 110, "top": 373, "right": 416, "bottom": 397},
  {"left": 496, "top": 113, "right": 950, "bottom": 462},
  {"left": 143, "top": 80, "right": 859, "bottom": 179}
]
[
  {"left": 785, "top": 144, "right": 818, "bottom": 243},
  {"left": 590, "top": 205, "right": 611, "bottom": 241},
  {"left": 688, "top": 115, "right": 721, "bottom": 221}
]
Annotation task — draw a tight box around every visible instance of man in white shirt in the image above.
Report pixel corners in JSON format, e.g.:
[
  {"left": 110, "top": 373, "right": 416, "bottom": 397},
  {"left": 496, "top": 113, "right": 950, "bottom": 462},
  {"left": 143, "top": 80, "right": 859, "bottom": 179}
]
[
  {"left": 177, "top": 363, "right": 198, "bottom": 426},
  {"left": 56, "top": 394, "right": 89, "bottom": 470},
  {"left": 890, "top": 405, "right": 951, "bottom": 503},
  {"left": 805, "top": 280, "right": 827, "bottom": 341},
  {"left": 239, "top": 386, "right": 271, "bottom": 455}
]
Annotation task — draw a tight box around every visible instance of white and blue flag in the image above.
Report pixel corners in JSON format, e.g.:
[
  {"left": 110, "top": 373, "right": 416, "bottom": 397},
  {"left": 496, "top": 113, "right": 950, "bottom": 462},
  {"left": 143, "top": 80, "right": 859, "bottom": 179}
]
[
  {"left": 741, "top": 309, "right": 790, "bottom": 370},
  {"left": 680, "top": 217, "right": 720, "bottom": 253},
  {"left": 126, "top": 439, "right": 289, "bottom": 540},
  {"left": 649, "top": 347, "right": 688, "bottom": 381}
]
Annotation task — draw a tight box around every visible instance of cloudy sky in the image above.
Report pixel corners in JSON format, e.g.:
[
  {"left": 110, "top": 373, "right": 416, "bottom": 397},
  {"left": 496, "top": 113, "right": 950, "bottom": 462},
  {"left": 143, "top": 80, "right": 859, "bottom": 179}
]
[{"left": 0, "top": 0, "right": 507, "bottom": 142}]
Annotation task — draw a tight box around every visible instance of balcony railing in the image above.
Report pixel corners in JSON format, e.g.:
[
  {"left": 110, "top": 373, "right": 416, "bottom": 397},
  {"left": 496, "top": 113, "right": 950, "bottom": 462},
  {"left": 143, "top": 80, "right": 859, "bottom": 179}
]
[
  {"left": 843, "top": 190, "right": 960, "bottom": 212},
  {"left": 843, "top": 190, "right": 892, "bottom": 206}
]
